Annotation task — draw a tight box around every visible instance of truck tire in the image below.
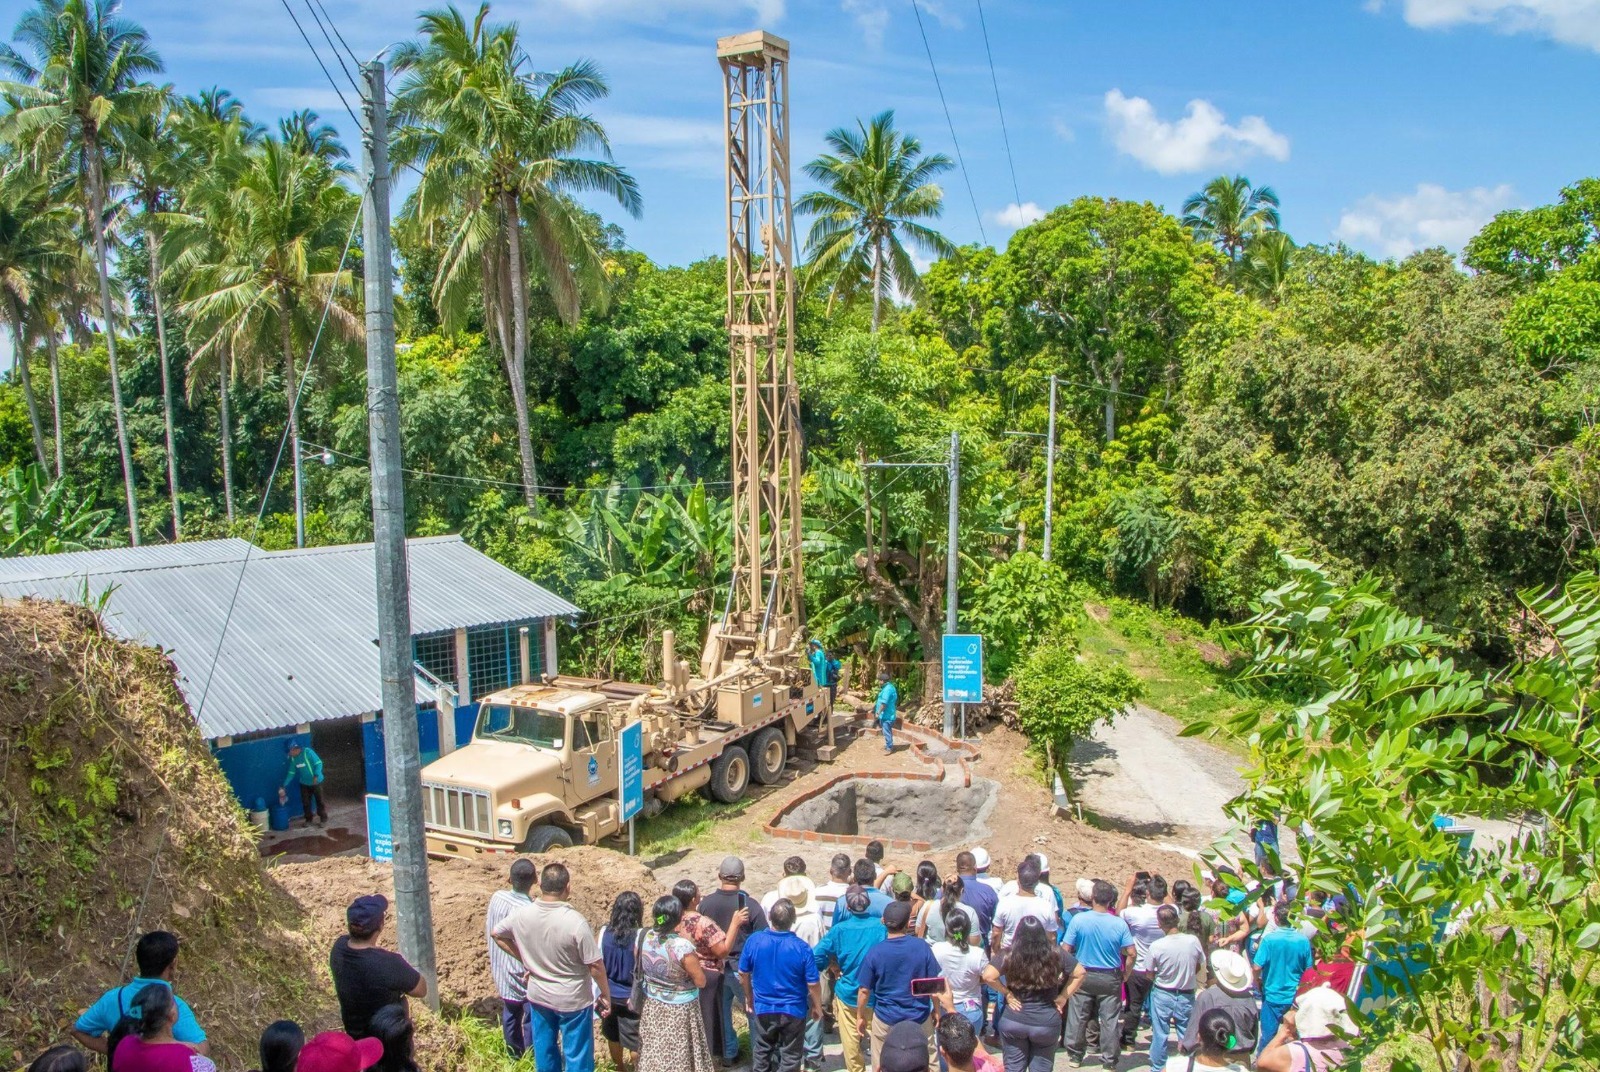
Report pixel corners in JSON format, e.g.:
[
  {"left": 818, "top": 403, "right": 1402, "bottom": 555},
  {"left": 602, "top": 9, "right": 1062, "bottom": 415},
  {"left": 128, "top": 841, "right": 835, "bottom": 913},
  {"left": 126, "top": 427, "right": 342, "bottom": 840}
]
[
  {"left": 707, "top": 745, "right": 751, "bottom": 804},
  {"left": 750, "top": 727, "right": 788, "bottom": 785},
  {"left": 521, "top": 824, "right": 574, "bottom": 853}
]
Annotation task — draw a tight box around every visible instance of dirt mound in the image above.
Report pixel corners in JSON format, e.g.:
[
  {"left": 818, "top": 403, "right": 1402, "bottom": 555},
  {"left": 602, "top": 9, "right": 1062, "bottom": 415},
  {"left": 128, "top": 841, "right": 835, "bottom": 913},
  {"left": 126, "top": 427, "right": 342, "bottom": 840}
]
[
  {"left": 274, "top": 849, "right": 663, "bottom": 1016},
  {"left": 0, "top": 600, "right": 330, "bottom": 1069}
]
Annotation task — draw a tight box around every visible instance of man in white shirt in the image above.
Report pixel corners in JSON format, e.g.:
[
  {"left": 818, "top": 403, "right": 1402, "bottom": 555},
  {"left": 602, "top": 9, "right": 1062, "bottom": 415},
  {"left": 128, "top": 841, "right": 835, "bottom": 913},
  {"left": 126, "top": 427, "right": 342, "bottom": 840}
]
[
  {"left": 485, "top": 859, "right": 536, "bottom": 1057},
  {"left": 1147, "top": 905, "right": 1205, "bottom": 1071},
  {"left": 990, "top": 856, "right": 1060, "bottom": 955},
  {"left": 762, "top": 856, "right": 810, "bottom": 912},
  {"left": 971, "top": 847, "right": 1004, "bottom": 894},
  {"left": 813, "top": 853, "right": 853, "bottom": 933}
]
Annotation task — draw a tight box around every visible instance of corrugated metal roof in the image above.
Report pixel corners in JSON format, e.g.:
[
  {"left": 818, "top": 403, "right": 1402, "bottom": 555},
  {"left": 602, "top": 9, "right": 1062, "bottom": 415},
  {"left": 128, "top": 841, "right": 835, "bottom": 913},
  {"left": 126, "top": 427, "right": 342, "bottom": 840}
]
[
  {"left": 0, "top": 538, "right": 256, "bottom": 582},
  {"left": 0, "top": 535, "right": 581, "bottom": 739}
]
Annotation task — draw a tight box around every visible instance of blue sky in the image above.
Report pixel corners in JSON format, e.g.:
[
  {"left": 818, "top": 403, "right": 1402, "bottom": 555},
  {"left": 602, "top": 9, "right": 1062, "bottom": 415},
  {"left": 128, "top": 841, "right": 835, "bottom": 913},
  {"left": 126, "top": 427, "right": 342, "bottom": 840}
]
[{"left": 11, "top": 0, "right": 1600, "bottom": 268}]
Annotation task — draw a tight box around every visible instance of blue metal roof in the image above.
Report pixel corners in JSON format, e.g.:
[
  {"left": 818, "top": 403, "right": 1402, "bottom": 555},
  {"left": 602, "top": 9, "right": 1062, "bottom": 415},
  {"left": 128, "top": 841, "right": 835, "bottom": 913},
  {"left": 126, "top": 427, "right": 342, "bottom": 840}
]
[{"left": 0, "top": 536, "right": 581, "bottom": 739}]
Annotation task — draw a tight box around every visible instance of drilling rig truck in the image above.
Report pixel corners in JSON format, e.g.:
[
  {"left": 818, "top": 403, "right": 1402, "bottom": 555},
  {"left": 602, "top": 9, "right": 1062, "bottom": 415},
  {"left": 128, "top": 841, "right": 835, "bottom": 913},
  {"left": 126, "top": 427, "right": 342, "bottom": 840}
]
[{"left": 419, "top": 30, "right": 831, "bottom": 856}]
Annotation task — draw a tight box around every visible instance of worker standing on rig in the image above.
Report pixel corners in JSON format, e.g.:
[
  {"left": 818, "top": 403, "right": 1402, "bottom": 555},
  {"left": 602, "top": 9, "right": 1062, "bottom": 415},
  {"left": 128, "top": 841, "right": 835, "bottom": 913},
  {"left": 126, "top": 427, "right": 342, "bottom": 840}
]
[{"left": 874, "top": 669, "right": 899, "bottom": 753}]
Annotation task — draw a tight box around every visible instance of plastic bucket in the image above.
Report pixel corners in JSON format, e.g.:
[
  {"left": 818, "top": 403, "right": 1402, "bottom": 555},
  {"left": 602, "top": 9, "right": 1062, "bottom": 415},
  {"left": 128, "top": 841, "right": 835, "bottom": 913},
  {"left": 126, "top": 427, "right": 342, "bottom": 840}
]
[
  {"left": 267, "top": 799, "right": 291, "bottom": 832},
  {"left": 248, "top": 796, "right": 270, "bottom": 832}
]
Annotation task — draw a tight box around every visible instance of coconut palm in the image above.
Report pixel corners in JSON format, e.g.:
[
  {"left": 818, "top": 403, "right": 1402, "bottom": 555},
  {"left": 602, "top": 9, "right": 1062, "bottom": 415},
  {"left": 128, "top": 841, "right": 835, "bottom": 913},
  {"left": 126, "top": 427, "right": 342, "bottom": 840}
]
[
  {"left": 392, "top": 2, "right": 642, "bottom": 507},
  {"left": 0, "top": 161, "right": 74, "bottom": 470},
  {"left": 278, "top": 109, "right": 348, "bottom": 166},
  {"left": 1240, "top": 230, "right": 1300, "bottom": 304},
  {"left": 0, "top": 0, "right": 163, "bottom": 544},
  {"left": 177, "top": 134, "right": 360, "bottom": 490},
  {"left": 796, "top": 110, "right": 956, "bottom": 332},
  {"left": 1181, "top": 174, "right": 1280, "bottom": 266}
]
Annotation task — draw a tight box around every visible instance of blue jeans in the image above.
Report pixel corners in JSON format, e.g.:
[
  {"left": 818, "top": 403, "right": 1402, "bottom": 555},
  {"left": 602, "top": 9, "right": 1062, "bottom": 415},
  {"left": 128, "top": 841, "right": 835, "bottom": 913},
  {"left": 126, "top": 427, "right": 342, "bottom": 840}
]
[
  {"left": 720, "top": 965, "right": 745, "bottom": 1059},
  {"left": 804, "top": 1012, "right": 823, "bottom": 1067},
  {"left": 1148, "top": 988, "right": 1193, "bottom": 1070},
  {"left": 881, "top": 719, "right": 895, "bottom": 750},
  {"left": 1259, "top": 1000, "right": 1293, "bottom": 1056},
  {"left": 500, "top": 998, "right": 530, "bottom": 1057},
  {"left": 528, "top": 1002, "right": 594, "bottom": 1072}
]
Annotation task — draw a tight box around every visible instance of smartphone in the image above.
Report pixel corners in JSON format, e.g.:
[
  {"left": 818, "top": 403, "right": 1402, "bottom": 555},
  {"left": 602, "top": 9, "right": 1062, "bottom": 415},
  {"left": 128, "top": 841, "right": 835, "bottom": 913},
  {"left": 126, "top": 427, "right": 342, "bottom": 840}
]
[
  {"left": 910, "top": 977, "right": 948, "bottom": 998},
  {"left": 1135, "top": 871, "right": 1151, "bottom": 883}
]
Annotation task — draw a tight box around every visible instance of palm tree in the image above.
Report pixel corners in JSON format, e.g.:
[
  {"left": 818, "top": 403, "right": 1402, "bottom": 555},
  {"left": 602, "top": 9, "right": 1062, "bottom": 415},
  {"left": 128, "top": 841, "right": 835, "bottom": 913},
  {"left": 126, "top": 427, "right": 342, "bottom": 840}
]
[
  {"left": 0, "top": 0, "right": 163, "bottom": 544},
  {"left": 1181, "top": 174, "right": 1280, "bottom": 267},
  {"left": 125, "top": 85, "right": 185, "bottom": 537},
  {"left": 278, "top": 109, "right": 348, "bottom": 165},
  {"left": 177, "top": 134, "right": 360, "bottom": 494},
  {"left": 1240, "top": 230, "right": 1299, "bottom": 304},
  {"left": 392, "top": 2, "right": 642, "bottom": 508},
  {"left": 0, "top": 160, "right": 73, "bottom": 470},
  {"left": 796, "top": 110, "right": 956, "bottom": 332}
]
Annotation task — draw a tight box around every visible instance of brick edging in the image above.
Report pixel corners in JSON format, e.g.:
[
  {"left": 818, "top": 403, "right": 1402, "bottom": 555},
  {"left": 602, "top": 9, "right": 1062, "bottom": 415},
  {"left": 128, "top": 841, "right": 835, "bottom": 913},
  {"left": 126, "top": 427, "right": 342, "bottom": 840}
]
[{"left": 763, "top": 770, "right": 943, "bottom": 851}]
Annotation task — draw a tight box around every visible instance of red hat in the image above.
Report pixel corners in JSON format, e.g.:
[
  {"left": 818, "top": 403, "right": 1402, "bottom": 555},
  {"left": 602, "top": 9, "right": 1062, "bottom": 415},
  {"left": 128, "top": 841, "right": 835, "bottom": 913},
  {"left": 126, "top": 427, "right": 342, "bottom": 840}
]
[{"left": 297, "top": 1032, "right": 384, "bottom": 1072}]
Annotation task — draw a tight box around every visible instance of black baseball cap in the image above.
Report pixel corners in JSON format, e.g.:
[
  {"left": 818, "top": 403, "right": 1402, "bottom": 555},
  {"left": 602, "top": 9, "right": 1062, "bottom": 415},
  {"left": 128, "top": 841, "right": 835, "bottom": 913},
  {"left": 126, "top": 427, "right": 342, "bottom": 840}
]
[
  {"left": 882, "top": 900, "right": 912, "bottom": 930},
  {"left": 878, "top": 1020, "right": 930, "bottom": 1072},
  {"left": 347, "top": 894, "right": 388, "bottom": 931}
]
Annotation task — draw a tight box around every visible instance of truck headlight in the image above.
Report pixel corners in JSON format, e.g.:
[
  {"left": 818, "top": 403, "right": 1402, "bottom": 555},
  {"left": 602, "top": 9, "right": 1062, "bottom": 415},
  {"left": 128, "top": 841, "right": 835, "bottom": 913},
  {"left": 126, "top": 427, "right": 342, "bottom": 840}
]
[{"left": 498, "top": 820, "right": 513, "bottom": 837}]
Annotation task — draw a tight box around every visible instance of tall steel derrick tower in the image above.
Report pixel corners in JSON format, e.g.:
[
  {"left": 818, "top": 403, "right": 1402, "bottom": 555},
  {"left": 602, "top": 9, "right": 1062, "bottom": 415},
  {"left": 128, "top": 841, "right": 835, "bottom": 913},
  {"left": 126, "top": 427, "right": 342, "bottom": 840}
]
[{"left": 703, "top": 31, "right": 806, "bottom": 677}]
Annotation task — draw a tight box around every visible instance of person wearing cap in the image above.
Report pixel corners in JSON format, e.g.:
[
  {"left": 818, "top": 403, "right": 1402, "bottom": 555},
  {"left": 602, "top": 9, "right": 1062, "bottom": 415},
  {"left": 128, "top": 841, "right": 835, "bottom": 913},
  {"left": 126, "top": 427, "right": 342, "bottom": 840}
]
[
  {"left": 762, "top": 857, "right": 810, "bottom": 913},
  {"left": 700, "top": 856, "right": 770, "bottom": 1065},
  {"left": 739, "top": 898, "right": 824, "bottom": 1072},
  {"left": 1252, "top": 902, "right": 1314, "bottom": 1056},
  {"left": 873, "top": 669, "right": 899, "bottom": 753},
  {"left": 492, "top": 863, "right": 610, "bottom": 1072},
  {"left": 857, "top": 901, "right": 949, "bottom": 1065},
  {"left": 1062, "top": 879, "right": 1135, "bottom": 1070},
  {"left": 296, "top": 1031, "right": 384, "bottom": 1072},
  {"left": 329, "top": 896, "right": 427, "bottom": 1039},
  {"left": 1254, "top": 986, "right": 1356, "bottom": 1072},
  {"left": 813, "top": 888, "right": 888, "bottom": 1072},
  {"left": 277, "top": 739, "right": 327, "bottom": 827},
  {"left": 486, "top": 859, "right": 537, "bottom": 1056},
  {"left": 970, "top": 848, "right": 1004, "bottom": 895},
  {"left": 1180, "top": 951, "right": 1259, "bottom": 1057},
  {"left": 878, "top": 1019, "right": 934, "bottom": 1072},
  {"left": 1067, "top": 878, "right": 1095, "bottom": 921}
]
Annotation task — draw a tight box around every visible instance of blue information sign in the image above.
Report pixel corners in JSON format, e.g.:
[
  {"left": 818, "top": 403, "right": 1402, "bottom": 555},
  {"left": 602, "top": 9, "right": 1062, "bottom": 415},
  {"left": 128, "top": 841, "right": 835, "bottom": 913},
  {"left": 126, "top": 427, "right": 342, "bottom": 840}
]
[
  {"left": 619, "top": 720, "right": 645, "bottom": 823},
  {"left": 942, "top": 634, "right": 984, "bottom": 703},
  {"left": 365, "top": 794, "right": 393, "bottom": 862}
]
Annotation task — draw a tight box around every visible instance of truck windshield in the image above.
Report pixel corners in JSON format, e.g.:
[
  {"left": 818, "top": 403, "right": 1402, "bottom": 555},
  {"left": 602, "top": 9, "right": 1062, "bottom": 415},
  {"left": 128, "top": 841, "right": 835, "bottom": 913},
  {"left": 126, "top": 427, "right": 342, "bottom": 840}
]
[{"left": 476, "top": 704, "right": 565, "bottom": 749}]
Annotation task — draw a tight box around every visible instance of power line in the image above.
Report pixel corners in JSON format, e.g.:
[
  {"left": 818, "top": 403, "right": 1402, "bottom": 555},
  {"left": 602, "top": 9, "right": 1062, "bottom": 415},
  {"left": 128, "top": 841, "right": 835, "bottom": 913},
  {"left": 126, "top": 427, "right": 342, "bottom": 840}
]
[
  {"left": 277, "top": 0, "right": 362, "bottom": 129},
  {"left": 300, "top": 0, "right": 362, "bottom": 96},
  {"left": 908, "top": 0, "right": 987, "bottom": 246},
  {"left": 307, "top": 0, "right": 362, "bottom": 68},
  {"left": 974, "top": 0, "right": 1022, "bottom": 210},
  {"left": 300, "top": 441, "right": 734, "bottom": 495}
]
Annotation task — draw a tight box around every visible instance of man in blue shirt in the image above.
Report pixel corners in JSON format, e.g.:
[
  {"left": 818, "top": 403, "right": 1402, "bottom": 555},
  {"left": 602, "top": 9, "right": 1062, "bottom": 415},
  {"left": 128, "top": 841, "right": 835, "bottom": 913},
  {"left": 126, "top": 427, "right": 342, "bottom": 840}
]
[
  {"left": 1253, "top": 902, "right": 1314, "bottom": 1054},
  {"left": 72, "top": 931, "right": 209, "bottom": 1057},
  {"left": 873, "top": 670, "right": 899, "bottom": 752},
  {"left": 853, "top": 859, "right": 894, "bottom": 918},
  {"left": 740, "top": 898, "right": 823, "bottom": 1072},
  {"left": 1251, "top": 816, "right": 1280, "bottom": 874},
  {"left": 1062, "top": 880, "right": 1135, "bottom": 1071},
  {"left": 278, "top": 739, "right": 328, "bottom": 827},
  {"left": 815, "top": 889, "right": 888, "bottom": 1072},
  {"left": 857, "top": 901, "right": 950, "bottom": 1068}
]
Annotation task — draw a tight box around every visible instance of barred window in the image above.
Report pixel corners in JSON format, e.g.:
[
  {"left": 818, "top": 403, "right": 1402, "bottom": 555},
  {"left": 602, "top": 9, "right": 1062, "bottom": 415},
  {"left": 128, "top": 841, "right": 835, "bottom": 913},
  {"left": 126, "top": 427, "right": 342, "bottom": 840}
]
[
  {"left": 413, "top": 631, "right": 457, "bottom": 690},
  {"left": 466, "top": 622, "right": 544, "bottom": 700}
]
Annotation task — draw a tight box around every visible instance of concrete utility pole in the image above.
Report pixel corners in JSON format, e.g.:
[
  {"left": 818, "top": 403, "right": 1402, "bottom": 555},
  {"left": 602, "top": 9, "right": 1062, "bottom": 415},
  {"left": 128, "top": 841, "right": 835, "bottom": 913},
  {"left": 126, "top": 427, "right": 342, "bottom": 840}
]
[
  {"left": 293, "top": 437, "right": 305, "bottom": 549},
  {"left": 1044, "top": 374, "right": 1057, "bottom": 563},
  {"left": 944, "top": 431, "right": 959, "bottom": 737},
  {"left": 360, "top": 60, "right": 438, "bottom": 1009}
]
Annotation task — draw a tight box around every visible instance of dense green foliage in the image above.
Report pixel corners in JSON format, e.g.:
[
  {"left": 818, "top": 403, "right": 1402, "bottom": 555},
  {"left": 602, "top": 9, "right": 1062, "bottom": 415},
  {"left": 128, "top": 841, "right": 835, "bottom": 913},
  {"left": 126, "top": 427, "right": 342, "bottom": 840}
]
[{"left": 1014, "top": 639, "right": 1141, "bottom": 779}]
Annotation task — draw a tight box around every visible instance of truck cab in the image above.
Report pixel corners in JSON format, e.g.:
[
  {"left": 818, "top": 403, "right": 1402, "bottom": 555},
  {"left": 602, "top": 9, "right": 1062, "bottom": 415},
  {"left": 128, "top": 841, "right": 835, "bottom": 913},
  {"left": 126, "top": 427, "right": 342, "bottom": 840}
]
[{"left": 420, "top": 684, "right": 621, "bottom": 856}]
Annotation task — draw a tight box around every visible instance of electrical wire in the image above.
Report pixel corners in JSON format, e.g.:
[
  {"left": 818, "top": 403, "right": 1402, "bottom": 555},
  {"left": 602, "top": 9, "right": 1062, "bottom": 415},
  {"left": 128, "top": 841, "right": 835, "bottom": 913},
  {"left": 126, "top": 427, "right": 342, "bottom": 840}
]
[
  {"left": 299, "top": 0, "right": 361, "bottom": 96},
  {"left": 974, "top": 0, "right": 1022, "bottom": 210},
  {"left": 299, "top": 441, "right": 734, "bottom": 495},
  {"left": 307, "top": 0, "right": 362, "bottom": 69},
  {"left": 908, "top": 0, "right": 987, "bottom": 246},
  {"left": 277, "top": 0, "right": 363, "bottom": 129}
]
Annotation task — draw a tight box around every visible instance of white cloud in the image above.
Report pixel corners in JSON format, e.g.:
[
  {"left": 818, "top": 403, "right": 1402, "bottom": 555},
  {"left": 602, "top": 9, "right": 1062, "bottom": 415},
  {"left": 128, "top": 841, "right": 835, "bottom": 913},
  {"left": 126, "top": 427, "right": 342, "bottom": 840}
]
[
  {"left": 600, "top": 113, "right": 724, "bottom": 175},
  {"left": 1333, "top": 182, "right": 1520, "bottom": 258},
  {"left": 1051, "top": 118, "right": 1076, "bottom": 142},
  {"left": 1374, "top": 0, "right": 1600, "bottom": 51},
  {"left": 1103, "top": 90, "right": 1289, "bottom": 175},
  {"left": 841, "top": 0, "right": 891, "bottom": 46},
  {"left": 987, "top": 202, "right": 1047, "bottom": 229}
]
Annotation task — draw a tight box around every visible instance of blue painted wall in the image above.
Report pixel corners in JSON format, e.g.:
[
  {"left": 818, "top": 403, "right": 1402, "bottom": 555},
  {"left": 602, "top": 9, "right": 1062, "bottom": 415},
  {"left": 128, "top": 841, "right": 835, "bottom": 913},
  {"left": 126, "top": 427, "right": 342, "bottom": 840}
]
[
  {"left": 362, "top": 702, "right": 480, "bottom": 795},
  {"left": 213, "top": 730, "right": 309, "bottom": 811}
]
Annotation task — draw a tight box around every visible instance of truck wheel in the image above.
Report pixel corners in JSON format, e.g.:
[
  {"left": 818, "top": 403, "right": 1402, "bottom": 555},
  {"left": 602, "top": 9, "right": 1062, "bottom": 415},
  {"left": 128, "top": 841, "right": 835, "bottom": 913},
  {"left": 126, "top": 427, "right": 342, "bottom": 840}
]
[
  {"left": 750, "top": 727, "right": 788, "bottom": 785},
  {"left": 521, "top": 824, "right": 574, "bottom": 853},
  {"left": 708, "top": 746, "right": 751, "bottom": 803}
]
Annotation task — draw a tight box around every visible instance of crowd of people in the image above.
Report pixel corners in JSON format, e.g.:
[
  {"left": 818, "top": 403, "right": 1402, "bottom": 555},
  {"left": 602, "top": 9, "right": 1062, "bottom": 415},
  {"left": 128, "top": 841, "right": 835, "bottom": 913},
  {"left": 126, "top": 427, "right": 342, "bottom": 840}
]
[{"left": 37, "top": 836, "right": 1360, "bottom": 1072}]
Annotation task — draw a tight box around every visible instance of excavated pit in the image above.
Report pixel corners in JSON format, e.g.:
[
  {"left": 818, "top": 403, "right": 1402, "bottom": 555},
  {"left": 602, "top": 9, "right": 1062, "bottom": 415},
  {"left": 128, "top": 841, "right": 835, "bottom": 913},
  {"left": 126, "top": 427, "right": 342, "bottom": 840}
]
[{"left": 774, "top": 775, "right": 1000, "bottom": 848}]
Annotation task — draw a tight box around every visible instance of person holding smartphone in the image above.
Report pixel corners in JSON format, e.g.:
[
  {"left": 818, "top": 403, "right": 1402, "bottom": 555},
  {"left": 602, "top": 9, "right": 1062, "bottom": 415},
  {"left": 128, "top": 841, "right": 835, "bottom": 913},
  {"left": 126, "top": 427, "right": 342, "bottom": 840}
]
[
  {"left": 700, "top": 857, "right": 768, "bottom": 1064},
  {"left": 857, "top": 902, "right": 951, "bottom": 1065}
]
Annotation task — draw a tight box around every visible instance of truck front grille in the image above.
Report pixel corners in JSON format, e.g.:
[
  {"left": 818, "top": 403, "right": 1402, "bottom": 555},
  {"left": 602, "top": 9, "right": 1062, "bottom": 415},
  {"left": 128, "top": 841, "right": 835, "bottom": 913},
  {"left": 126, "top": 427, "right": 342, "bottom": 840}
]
[{"left": 423, "top": 782, "right": 492, "bottom": 836}]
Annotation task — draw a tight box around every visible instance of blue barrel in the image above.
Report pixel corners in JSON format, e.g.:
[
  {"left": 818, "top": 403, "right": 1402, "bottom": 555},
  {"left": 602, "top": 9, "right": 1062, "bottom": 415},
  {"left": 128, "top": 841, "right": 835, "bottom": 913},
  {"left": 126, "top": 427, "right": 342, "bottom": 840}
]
[{"left": 268, "top": 799, "right": 291, "bottom": 831}]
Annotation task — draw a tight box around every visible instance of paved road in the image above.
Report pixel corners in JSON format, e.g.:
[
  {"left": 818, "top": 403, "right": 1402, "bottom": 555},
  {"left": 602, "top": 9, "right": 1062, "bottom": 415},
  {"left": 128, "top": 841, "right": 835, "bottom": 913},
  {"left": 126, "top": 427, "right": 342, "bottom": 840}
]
[{"left": 1069, "top": 703, "right": 1249, "bottom": 857}]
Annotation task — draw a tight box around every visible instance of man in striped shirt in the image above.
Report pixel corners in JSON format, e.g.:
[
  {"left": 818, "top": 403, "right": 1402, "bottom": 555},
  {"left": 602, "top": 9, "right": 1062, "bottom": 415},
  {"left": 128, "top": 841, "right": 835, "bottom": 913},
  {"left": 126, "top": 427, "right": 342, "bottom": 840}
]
[{"left": 486, "top": 859, "right": 537, "bottom": 1056}]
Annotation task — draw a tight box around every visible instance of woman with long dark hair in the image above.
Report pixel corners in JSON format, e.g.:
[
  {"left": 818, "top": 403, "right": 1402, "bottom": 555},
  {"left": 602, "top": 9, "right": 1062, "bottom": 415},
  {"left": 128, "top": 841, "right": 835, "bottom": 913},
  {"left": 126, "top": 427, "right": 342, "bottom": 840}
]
[
  {"left": 636, "top": 894, "right": 716, "bottom": 1072},
  {"left": 919, "top": 873, "right": 978, "bottom": 944},
  {"left": 368, "top": 1008, "right": 417, "bottom": 1072},
  {"left": 251, "top": 1021, "right": 304, "bottom": 1072},
  {"left": 996, "top": 917, "right": 1083, "bottom": 1072},
  {"left": 930, "top": 911, "right": 991, "bottom": 1037},
  {"left": 600, "top": 891, "right": 645, "bottom": 1072},
  {"left": 109, "top": 985, "right": 217, "bottom": 1072}
]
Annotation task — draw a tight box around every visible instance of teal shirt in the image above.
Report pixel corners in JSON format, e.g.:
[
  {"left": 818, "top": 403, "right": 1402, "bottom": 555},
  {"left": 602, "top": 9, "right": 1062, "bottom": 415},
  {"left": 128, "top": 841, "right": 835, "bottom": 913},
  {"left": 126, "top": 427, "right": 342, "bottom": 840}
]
[
  {"left": 1253, "top": 926, "right": 1314, "bottom": 1005},
  {"left": 809, "top": 648, "right": 829, "bottom": 687},
  {"left": 875, "top": 681, "right": 899, "bottom": 723},
  {"left": 813, "top": 911, "right": 888, "bottom": 996},
  {"left": 283, "top": 746, "right": 325, "bottom": 788}
]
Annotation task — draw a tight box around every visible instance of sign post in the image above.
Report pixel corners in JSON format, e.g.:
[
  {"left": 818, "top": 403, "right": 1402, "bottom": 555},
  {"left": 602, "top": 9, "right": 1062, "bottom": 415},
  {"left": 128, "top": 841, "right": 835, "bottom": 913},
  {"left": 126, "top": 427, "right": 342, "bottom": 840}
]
[
  {"left": 365, "top": 794, "right": 393, "bottom": 862},
  {"left": 618, "top": 720, "right": 644, "bottom": 855},
  {"left": 942, "top": 634, "right": 984, "bottom": 739}
]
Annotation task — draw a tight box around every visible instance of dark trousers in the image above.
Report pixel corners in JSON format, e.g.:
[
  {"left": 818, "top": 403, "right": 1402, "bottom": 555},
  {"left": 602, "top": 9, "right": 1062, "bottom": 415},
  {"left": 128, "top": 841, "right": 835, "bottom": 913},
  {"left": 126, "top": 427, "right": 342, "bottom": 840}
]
[
  {"left": 500, "top": 998, "right": 530, "bottom": 1057},
  {"left": 1120, "top": 970, "right": 1154, "bottom": 1045},
  {"left": 698, "top": 967, "right": 725, "bottom": 1059},
  {"left": 751, "top": 1012, "right": 806, "bottom": 1072},
  {"left": 298, "top": 782, "right": 327, "bottom": 822},
  {"left": 998, "top": 1001, "right": 1061, "bottom": 1072},
  {"left": 1064, "top": 970, "right": 1124, "bottom": 1070}
]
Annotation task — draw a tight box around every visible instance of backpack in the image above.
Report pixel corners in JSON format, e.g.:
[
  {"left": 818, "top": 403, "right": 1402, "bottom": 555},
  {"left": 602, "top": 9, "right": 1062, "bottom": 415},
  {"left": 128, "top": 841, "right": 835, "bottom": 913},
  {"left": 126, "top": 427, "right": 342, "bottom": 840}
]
[
  {"left": 825, "top": 658, "right": 841, "bottom": 687},
  {"left": 104, "top": 986, "right": 143, "bottom": 1072}
]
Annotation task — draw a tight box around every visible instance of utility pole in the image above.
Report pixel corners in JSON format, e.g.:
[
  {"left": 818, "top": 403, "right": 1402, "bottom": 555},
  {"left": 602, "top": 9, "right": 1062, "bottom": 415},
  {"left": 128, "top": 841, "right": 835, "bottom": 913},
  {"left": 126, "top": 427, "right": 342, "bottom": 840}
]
[
  {"left": 1044, "top": 374, "right": 1057, "bottom": 563},
  {"left": 293, "top": 437, "right": 305, "bottom": 549},
  {"left": 360, "top": 60, "right": 438, "bottom": 1010}
]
